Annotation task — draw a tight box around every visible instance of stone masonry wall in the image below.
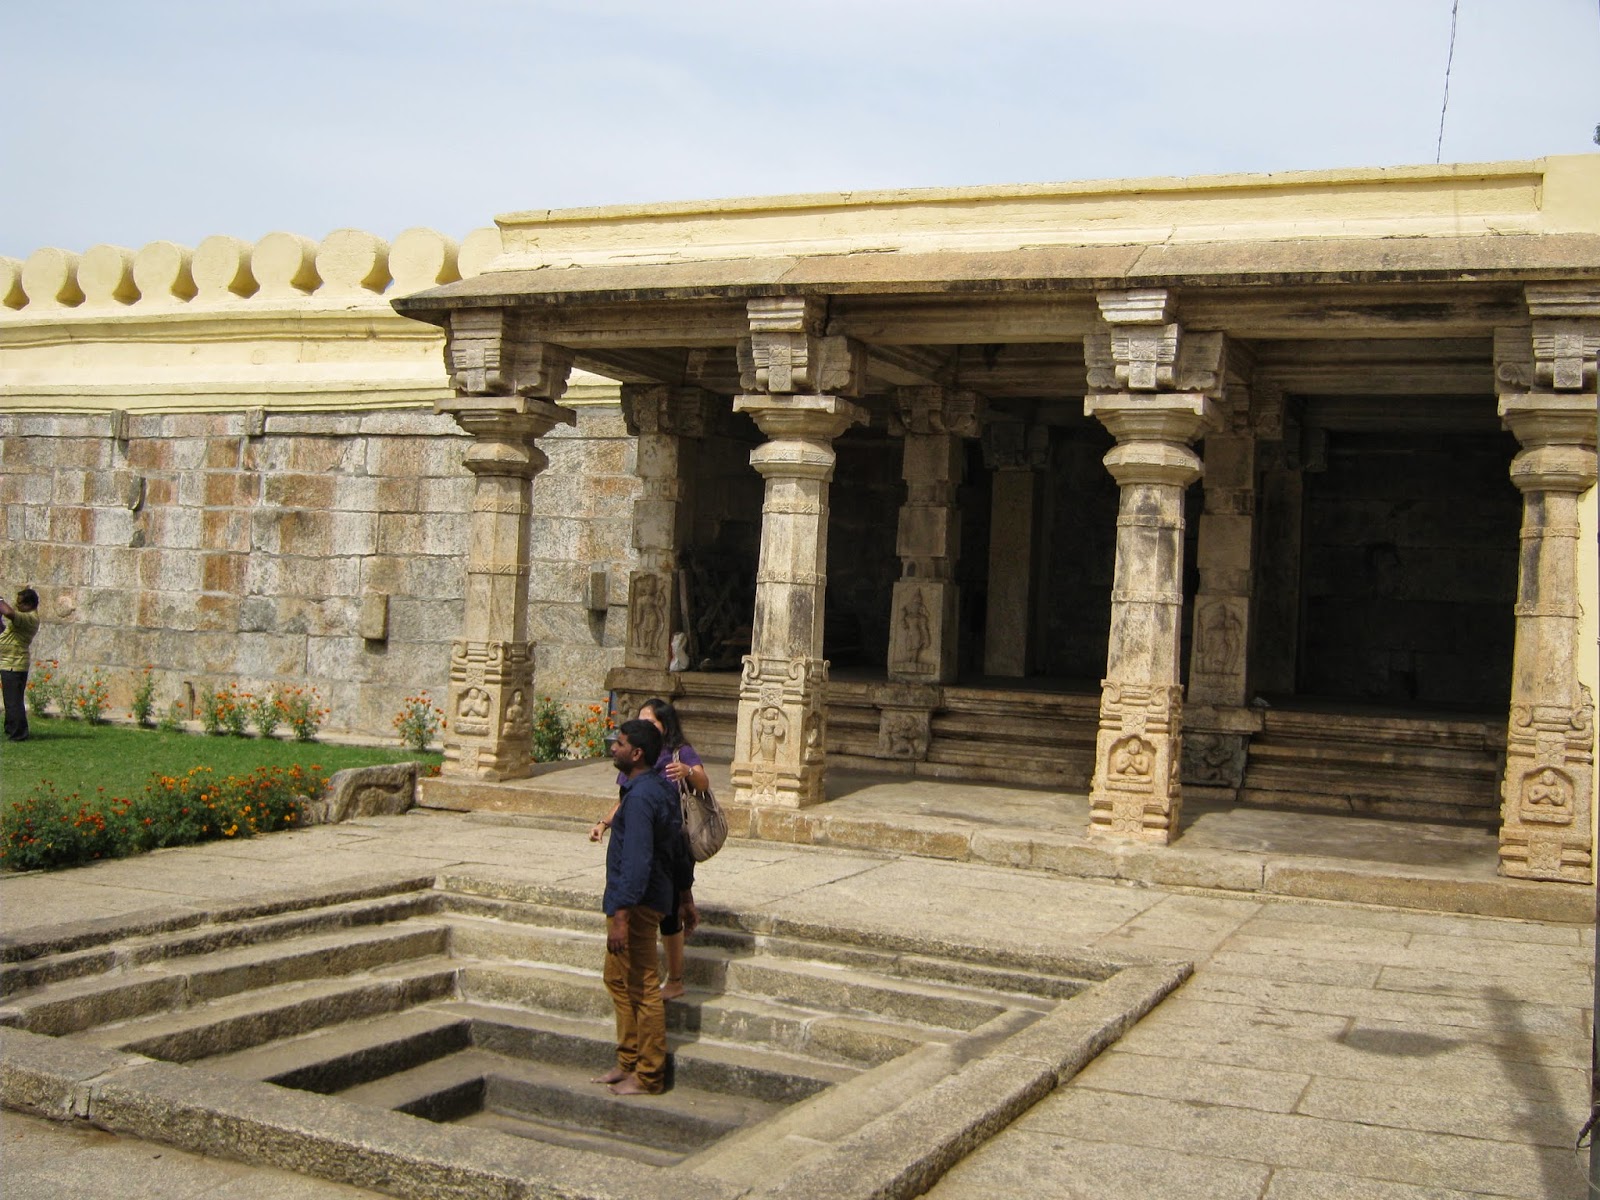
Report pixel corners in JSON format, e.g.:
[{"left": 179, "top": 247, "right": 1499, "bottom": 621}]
[{"left": 0, "top": 404, "right": 638, "bottom": 740}]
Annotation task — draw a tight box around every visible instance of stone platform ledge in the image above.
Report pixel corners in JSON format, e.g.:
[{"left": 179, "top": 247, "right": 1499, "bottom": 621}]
[
  {"left": 0, "top": 871, "right": 437, "bottom": 966},
  {"left": 0, "top": 871, "right": 1189, "bottom": 1200},
  {"left": 419, "top": 775, "right": 1593, "bottom": 925}
]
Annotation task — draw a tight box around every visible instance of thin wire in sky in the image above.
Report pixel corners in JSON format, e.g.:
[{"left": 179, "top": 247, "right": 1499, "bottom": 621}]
[{"left": 1435, "top": 0, "right": 1460, "bottom": 163}]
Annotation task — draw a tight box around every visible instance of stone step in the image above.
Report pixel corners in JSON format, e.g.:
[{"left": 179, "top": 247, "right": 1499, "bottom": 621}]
[
  {"left": 753, "top": 936, "right": 1095, "bottom": 1003},
  {"left": 0, "top": 890, "right": 440, "bottom": 1000},
  {"left": 457, "top": 1108, "right": 683, "bottom": 1168},
  {"left": 2, "top": 921, "right": 449, "bottom": 1036},
  {"left": 336, "top": 1047, "right": 779, "bottom": 1156},
  {"left": 721, "top": 957, "right": 1041, "bottom": 1031},
  {"left": 455, "top": 962, "right": 943, "bottom": 1066},
  {"left": 441, "top": 999, "right": 856, "bottom": 1104},
  {"left": 682, "top": 1007, "right": 1041, "bottom": 1187},
  {"left": 71, "top": 957, "right": 459, "bottom": 1061},
  {"left": 201, "top": 1006, "right": 471, "bottom": 1092}
]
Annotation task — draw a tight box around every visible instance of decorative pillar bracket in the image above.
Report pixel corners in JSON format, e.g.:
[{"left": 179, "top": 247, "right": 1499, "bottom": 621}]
[
  {"left": 1083, "top": 289, "right": 1222, "bottom": 842},
  {"left": 435, "top": 309, "right": 575, "bottom": 781},
  {"left": 1494, "top": 285, "right": 1599, "bottom": 882},
  {"left": 730, "top": 297, "right": 866, "bottom": 808}
]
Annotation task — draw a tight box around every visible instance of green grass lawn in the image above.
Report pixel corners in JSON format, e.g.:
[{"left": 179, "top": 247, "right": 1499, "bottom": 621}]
[{"left": 0, "top": 717, "right": 442, "bottom": 804}]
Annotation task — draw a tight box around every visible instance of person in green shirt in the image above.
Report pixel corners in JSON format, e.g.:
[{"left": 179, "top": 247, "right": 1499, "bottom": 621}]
[{"left": 0, "top": 586, "right": 41, "bottom": 742}]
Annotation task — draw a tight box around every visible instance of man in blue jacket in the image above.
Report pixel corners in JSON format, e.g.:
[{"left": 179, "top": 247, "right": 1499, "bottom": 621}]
[{"left": 594, "top": 717, "right": 682, "bottom": 1095}]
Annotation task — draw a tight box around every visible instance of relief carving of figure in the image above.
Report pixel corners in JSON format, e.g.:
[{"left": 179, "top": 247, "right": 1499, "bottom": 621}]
[
  {"left": 1197, "top": 602, "right": 1243, "bottom": 675},
  {"left": 455, "top": 685, "right": 492, "bottom": 736},
  {"left": 753, "top": 704, "right": 789, "bottom": 762},
  {"left": 1109, "top": 735, "right": 1155, "bottom": 782},
  {"left": 630, "top": 573, "right": 667, "bottom": 659},
  {"left": 899, "top": 590, "right": 932, "bottom": 667},
  {"left": 501, "top": 689, "right": 527, "bottom": 737},
  {"left": 882, "top": 713, "right": 924, "bottom": 759},
  {"left": 1520, "top": 767, "right": 1574, "bottom": 823}
]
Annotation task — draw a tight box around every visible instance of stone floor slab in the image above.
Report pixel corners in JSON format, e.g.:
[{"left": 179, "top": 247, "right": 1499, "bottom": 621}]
[
  {"left": 1074, "top": 1048, "right": 1311, "bottom": 1113},
  {"left": 1015, "top": 1090, "right": 1587, "bottom": 1199},
  {"left": 1295, "top": 1075, "right": 1584, "bottom": 1149},
  {"left": 924, "top": 1129, "right": 1272, "bottom": 1200}
]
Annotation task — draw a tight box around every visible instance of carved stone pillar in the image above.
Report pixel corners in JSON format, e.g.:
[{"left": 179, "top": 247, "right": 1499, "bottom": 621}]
[
  {"left": 1083, "top": 290, "right": 1221, "bottom": 841},
  {"left": 615, "top": 385, "right": 711, "bottom": 702},
  {"left": 1495, "top": 286, "right": 1599, "bottom": 882},
  {"left": 981, "top": 420, "right": 1048, "bottom": 677},
  {"left": 1248, "top": 385, "right": 1302, "bottom": 696},
  {"left": 730, "top": 298, "right": 867, "bottom": 807},
  {"left": 887, "top": 387, "right": 983, "bottom": 684},
  {"left": 1182, "top": 379, "right": 1259, "bottom": 792},
  {"left": 437, "top": 309, "right": 575, "bottom": 780}
]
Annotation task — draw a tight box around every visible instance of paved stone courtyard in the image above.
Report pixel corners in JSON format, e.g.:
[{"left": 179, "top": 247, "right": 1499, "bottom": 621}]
[{"left": 2, "top": 805, "right": 1593, "bottom": 1198}]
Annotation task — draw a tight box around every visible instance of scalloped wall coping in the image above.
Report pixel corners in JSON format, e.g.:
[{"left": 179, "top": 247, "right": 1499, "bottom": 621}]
[
  {"left": 0, "top": 226, "right": 624, "bottom": 413},
  {"left": 1, "top": 227, "right": 504, "bottom": 316}
]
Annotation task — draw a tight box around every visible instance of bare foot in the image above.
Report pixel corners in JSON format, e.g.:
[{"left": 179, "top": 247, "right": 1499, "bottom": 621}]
[
  {"left": 590, "top": 1067, "right": 630, "bottom": 1085},
  {"left": 660, "top": 978, "right": 685, "bottom": 1000},
  {"left": 608, "top": 1075, "right": 658, "bottom": 1096}
]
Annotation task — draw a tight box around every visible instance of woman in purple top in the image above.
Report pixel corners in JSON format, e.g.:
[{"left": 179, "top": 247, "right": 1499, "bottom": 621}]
[{"left": 591, "top": 698, "right": 706, "bottom": 999}]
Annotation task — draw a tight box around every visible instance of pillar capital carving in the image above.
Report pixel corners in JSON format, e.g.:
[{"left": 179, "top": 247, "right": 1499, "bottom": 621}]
[
  {"left": 1500, "top": 395, "right": 1598, "bottom": 496},
  {"left": 736, "top": 296, "right": 864, "bottom": 396},
  {"left": 452, "top": 406, "right": 576, "bottom": 478},
  {"left": 734, "top": 392, "right": 867, "bottom": 446},
  {"left": 620, "top": 384, "right": 713, "bottom": 438},
  {"left": 1085, "top": 393, "right": 1217, "bottom": 447},
  {"left": 440, "top": 308, "right": 574, "bottom": 408},
  {"left": 890, "top": 387, "right": 985, "bottom": 438}
]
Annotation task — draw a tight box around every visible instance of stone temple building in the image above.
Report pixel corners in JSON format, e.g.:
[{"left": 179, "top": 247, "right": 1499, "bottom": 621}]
[{"left": 3, "top": 156, "right": 1597, "bottom": 886}]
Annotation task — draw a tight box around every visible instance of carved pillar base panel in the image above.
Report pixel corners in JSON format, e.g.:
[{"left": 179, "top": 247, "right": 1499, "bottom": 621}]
[
  {"left": 731, "top": 656, "right": 829, "bottom": 807},
  {"left": 446, "top": 640, "right": 535, "bottom": 781},
  {"left": 605, "top": 666, "right": 681, "bottom": 728},
  {"left": 1500, "top": 694, "right": 1595, "bottom": 881},
  {"left": 1090, "top": 683, "right": 1185, "bottom": 839}
]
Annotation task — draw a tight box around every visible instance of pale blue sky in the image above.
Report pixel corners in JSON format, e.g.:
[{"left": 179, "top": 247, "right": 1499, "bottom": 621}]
[{"left": 3, "top": 0, "right": 1597, "bottom": 258}]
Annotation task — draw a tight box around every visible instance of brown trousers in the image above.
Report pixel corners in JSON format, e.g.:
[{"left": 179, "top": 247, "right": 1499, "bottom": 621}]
[{"left": 602, "top": 906, "right": 667, "bottom": 1092}]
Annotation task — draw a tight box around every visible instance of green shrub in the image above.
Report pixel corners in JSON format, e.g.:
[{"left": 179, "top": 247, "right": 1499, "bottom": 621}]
[
  {"left": 531, "top": 695, "right": 567, "bottom": 762},
  {"left": 1, "top": 763, "right": 327, "bottom": 872},
  {"left": 566, "top": 702, "right": 615, "bottom": 759},
  {"left": 393, "top": 692, "right": 446, "bottom": 751},
  {"left": 26, "top": 660, "right": 62, "bottom": 717},
  {"left": 157, "top": 699, "right": 186, "bottom": 734},
  {"left": 279, "top": 686, "right": 328, "bottom": 742},
  {"left": 247, "top": 689, "right": 284, "bottom": 739},
  {"left": 129, "top": 666, "right": 157, "bottom": 727},
  {"left": 73, "top": 669, "right": 110, "bottom": 724}
]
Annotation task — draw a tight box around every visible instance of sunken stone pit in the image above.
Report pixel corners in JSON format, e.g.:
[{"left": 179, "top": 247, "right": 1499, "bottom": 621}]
[{"left": 0, "top": 870, "right": 1187, "bottom": 1199}]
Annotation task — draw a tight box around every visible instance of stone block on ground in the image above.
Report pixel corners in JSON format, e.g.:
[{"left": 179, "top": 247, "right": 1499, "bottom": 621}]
[{"left": 305, "top": 764, "right": 420, "bottom": 825}]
